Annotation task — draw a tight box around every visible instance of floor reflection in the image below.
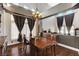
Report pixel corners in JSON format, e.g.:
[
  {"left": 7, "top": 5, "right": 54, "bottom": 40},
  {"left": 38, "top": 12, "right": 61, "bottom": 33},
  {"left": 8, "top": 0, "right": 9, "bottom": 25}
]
[{"left": 0, "top": 43, "right": 78, "bottom": 56}]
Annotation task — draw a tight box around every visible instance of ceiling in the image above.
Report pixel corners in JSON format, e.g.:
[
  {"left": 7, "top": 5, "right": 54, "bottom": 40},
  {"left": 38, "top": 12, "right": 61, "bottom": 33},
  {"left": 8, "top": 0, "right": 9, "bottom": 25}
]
[
  {"left": 3, "top": 3, "right": 77, "bottom": 19},
  {"left": 13, "top": 3, "right": 59, "bottom": 13}
]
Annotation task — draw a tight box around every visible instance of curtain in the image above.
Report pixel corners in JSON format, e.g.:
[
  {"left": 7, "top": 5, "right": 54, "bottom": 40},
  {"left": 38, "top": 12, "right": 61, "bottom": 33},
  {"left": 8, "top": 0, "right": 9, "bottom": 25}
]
[
  {"left": 57, "top": 16, "right": 64, "bottom": 33},
  {"left": 65, "top": 13, "right": 74, "bottom": 35},
  {"left": 13, "top": 15, "right": 26, "bottom": 42},
  {"left": 27, "top": 17, "right": 35, "bottom": 37}
]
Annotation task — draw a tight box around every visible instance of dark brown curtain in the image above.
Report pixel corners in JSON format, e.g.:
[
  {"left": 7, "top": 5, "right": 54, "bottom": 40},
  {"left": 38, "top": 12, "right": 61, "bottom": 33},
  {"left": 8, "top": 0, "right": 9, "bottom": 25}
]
[
  {"left": 57, "top": 16, "right": 64, "bottom": 32},
  {"left": 13, "top": 15, "right": 26, "bottom": 42},
  {"left": 27, "top": 17, "right": 35, "bottom": 36},
  {"left": 0, "top": 3, "right": 3, "bottom": 11},
  {"left": 65, "top": 13, "right": 74, "bottom": 35}
]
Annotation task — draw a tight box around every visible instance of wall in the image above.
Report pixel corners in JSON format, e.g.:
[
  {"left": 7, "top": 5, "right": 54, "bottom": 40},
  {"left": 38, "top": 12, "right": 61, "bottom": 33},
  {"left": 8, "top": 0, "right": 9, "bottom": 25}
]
[
  {"left": 73, "top": 9, "right": 79, "bottom": 28},
  {"left": 42, "top": 16, "right": 58, "bottom": 32},
  {"left": 0, "top": 10, "right": 4, "bottom": 36},
  {"left": 57, "top": 35, "right": 79, "bottom": 49},
  {"left": 1, "top": 10, "right": 11, "bottom": 43}
]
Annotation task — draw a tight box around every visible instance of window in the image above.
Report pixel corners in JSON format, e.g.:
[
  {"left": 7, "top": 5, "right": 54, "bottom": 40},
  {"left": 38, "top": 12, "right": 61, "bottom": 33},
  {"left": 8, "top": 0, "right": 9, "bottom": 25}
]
[
  {"left": 60, "top": 25, "right": 74, "bottom": 35},
  {"left": 60, "top": 25, "right": 68, "bottom": 34},
  {"left": 11, "top": 15, "right": 19, "bottom": 40},
  {"left": 60, "top": 26, "right": 64, "bottom": 34},
  {"left": 70, "top": 25, "right": 75, "bottom": 36},
  {"left": 22, "top": 19, "right": 30, "bottom": 41},
  {"left": 11, "top": 15, "right": 30, "bottom": 41}
]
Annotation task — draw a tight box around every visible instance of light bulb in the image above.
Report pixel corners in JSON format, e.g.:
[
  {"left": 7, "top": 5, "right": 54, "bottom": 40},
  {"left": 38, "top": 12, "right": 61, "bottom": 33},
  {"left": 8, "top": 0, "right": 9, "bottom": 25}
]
[
  {"left": 39, "top": 13, "right": 42, "bottom": 16},
  {"left": 32, "top": 12, "right": 35, "bottom": 15},
  {"left": 36, "top": 11, "right": 39, "bottom": 14}
]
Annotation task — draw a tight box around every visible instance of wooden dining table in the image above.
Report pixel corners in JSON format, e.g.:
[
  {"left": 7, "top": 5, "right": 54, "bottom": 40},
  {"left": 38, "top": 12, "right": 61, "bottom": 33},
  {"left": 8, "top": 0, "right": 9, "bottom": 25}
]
[{"left": 31, "top": 34, "right": 57, "bottom": 56}]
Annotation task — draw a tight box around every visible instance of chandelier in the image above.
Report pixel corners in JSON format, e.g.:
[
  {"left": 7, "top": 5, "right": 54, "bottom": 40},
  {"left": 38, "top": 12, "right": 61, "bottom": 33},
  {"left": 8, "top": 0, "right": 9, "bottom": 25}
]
[{"left": 32, "top": 8, "right": 42, "bottom": 19}]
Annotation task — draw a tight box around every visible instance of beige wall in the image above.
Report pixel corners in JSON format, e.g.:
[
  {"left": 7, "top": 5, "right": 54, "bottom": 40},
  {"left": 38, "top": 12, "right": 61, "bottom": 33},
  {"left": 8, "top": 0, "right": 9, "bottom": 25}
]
[
  {"left": 0, "top": 10, "right": 11, "bottom": 43},
  {"left": 42, "top": 16, "right": 58, "bottom": 32},
  {"left": 0, "top": 10, "right": 4, "bottom": 36}
]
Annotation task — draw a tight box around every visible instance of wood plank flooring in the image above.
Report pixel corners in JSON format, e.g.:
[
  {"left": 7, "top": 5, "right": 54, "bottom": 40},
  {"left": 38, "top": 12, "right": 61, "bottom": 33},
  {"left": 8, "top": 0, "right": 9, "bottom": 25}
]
[{"left": 0, "top": 43, "right": 78, "bottom": 56}]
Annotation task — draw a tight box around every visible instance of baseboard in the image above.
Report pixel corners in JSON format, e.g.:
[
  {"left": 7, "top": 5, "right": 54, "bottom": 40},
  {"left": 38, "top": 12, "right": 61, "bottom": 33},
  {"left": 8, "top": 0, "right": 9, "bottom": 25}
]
[{"left": 57, "top": 43, "right": 79, "bottom": 52}]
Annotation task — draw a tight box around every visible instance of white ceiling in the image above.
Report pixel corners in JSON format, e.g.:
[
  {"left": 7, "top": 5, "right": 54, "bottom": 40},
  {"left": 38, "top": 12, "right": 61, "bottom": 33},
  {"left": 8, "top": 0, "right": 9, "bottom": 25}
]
[
  {"left": 13, "top": 3, "right": 59, "bottom": 13},
  {"left": 4, "top": 3, "right": 77, "bottom": 18},
  {"left": 43, "top": 3, "right": 77, "bottom": 17}
]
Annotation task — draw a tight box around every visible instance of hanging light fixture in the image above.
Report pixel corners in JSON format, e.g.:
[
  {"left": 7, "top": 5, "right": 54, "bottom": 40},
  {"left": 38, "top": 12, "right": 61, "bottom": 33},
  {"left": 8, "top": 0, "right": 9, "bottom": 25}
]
[{"left": 32, "top": 8, "right": 42, "bottom": 19}]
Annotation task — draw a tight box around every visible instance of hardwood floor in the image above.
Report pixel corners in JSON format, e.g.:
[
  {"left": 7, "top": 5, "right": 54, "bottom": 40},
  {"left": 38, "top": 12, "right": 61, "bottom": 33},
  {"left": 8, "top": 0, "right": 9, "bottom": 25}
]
[{"left": 0, "top": 43, "right": 78, "bottom": 56}]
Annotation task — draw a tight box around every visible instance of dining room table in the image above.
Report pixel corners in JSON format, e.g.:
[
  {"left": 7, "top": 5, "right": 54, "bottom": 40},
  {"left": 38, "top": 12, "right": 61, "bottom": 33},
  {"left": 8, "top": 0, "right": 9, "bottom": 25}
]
[{"left": 30, "top": 34, "right": 57, "bottom": 56}]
